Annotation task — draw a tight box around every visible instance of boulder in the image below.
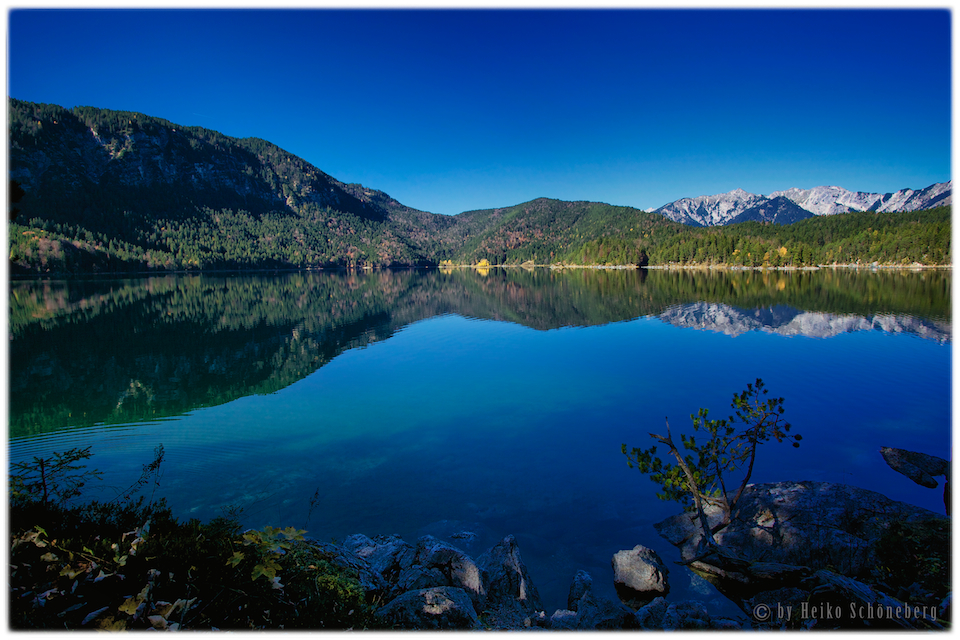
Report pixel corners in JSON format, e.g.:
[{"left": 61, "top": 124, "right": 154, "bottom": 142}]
[
  {"left": 567, "top": 569, "right": 592, "bottom": 611},
  {"left": 880, "top": 447, "right": 949, "bottom": 488},
  {"left": 343, "top": 533, "right": 416, "bottom": 585},
  {"left": 572, "top": 590, "right": 639, "bottom": 629},
  {"left": 308, "top": 539, "right": 387, "bottom": 598},
  {"left": 800, "top": 570, "right": 944, "bottom": 630},
  {"left": 655, "top": 481, "right": 947, "bottom": 582},
  {"left": 663, "top": 600, "right": 711, "bottom": 630},
  {"left": 634, "top": 596, "right": 669, "bottom": 629},
  {"left": 611, "top": 545, "right": 669, "bottom": 608},
  {"left": 652, "top": 501, "right": 727, "bottom": 558},
  {"left": 633, "top": 595, "right": 742, "bottom": 631},
  {"left": 547, "top": 609, "right": 578, "bottom": 630},
  {"left": 710, "top": 616, "right": 745, "bottom": 630},
  {"left": 376, "top": 586, "right": 481, "bottom": 630},
  {"left": 477, "top": 535, "right": 543, "bottom": 621},
  {"left": 413, "top": 536, "right": 485, "bottom": 607},
  {"left": 394, "top": 565, "right": 448, "bottom": 595},
  {"left": 552, "top": 570, "right": 637, "bottom": 630}
]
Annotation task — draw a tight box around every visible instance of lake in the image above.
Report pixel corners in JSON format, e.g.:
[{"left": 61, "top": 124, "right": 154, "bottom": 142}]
[{"left": 7, "top": 267, "right": 952, "bottom": 612}]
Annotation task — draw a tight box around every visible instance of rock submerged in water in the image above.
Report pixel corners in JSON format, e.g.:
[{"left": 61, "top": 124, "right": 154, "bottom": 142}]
[
  {"left": 880, "top": 446, "right": 949, "bottom": 489},
  {"left": 880, "top": 446, "right": 950, "bottom": 514}
]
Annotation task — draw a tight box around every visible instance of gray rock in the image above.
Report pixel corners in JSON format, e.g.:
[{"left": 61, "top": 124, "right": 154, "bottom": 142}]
[
  {"left": 343, "top": 533, "right": 416, "bottom": 584},
  {"left": 342, "top": 532, "right": 375, "bottom": 553},
  {"left": 413, "top": 535, "right": 485, "bottom": 606},
  {"left": 394, "top": 565, "right": 448, "bottom": 594},
  {"left": 663, "top": 600, "right": 711, "bottom": 630},
  {"left": 567, "top": 569, "right": 593, "bottom": 611},
  {"left": 573, "top": 590, "right": 639, "bottom": 629},
  {"left": 710, "top": 617, "right": 744, "bottom": 630},
  {"left": 804, "top": 570, "right": 943, "bottom": 630},
  {"left": 880, "top": 447, "right": 949, "bottom": 488},
  {"left": 548, "top": 609, "right": 578, "bottom": 630},
  {"left": 549, "top": 593, "right": 637, "bottom": 631},
  {"left": 652, "top": 502, "right": 727, "bottom": 558},
  {"left": 477, "top": 534, "right": 543, "bottom": 617},
  {"left": 655, "top": 481, "right": 947, "bottom": 582},
  {"left": 309, "top": 539, "right": 387, "bottom": 597},
  {"left": 634, "top": 596, "right": 669, "bottom": 629},
  {"left": 376, "top": 586, "right": 481, "bottom": 630},
  {"left": 611, "top": 544, "right": 669, "bottom": 608},
  {"left": 743, "top": 586, "right": 809, "bottom": 627}
]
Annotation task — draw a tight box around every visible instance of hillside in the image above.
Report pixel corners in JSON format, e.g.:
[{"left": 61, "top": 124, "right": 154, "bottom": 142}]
[
  {"left": 7, "top": 99, "right": 952, "bottom": 273},
  {"left": 8, "top": 99, "right": 444, "bottom": 270}
]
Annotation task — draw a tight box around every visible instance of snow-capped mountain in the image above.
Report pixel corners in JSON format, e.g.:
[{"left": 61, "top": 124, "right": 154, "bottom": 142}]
[
  {"left": 654, "top": 188, "right": 768, "bottom": 226},
  {"left": 656, "top": 181, "right": 951, "bottom": 226}
]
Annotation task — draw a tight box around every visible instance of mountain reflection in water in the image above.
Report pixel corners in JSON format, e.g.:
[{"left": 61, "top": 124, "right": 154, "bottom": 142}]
[
  {"left": 661, "top": 302, "right": 951, "bottom": 341},
  {"left": 9, "top": 267, "right": 950, "bottom": 439}
]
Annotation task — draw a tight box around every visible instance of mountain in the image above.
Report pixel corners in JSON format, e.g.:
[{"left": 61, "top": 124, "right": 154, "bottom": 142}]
[
  {"left": 7, "top": 99, "right": 486, "bottom": 269},
  {"left": 727, "top": 195, "right": 814, "bottom": 226},
  {"left": 7, "top": 99, "right": 952, "bottom": 272},
  {"left": 652, "top": 188, "right": 768, "bottom": 227},
  {"left": 656, "top": 181, "right": 952, "bottom": 227},
  {"left": 771, "top": 182, "right": 953, "bottom": 216},
  {"left": 10, "top": 101, "right": 380, "bottom": 221},
  {"left": 8, "top": 99, "right": 689, "bottom": 271}
]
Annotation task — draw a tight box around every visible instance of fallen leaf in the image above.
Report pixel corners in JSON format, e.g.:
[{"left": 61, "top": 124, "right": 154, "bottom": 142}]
[
  {"left": 118, "top": 596, "right": 140, "bottom": 616},
  {"left": 98, "top": 616, "right": 128, "bottom": 631},
  {"left": 147, "top": 615, "right": 168, "bottom": 630},
  {"left": 81, "top": 606, "right": 110, "bottom": 626}
]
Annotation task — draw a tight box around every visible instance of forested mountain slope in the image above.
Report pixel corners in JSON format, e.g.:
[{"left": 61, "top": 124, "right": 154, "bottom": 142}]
[
  {"left": 7, "top": 99, "right": 952, "bottom": 273},
  {"left": 9, "top": 99, "right": 442, "bottom": 269}
]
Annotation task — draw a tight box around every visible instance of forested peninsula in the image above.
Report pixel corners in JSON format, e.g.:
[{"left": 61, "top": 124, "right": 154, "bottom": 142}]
[{"left": 8, "top": 99, "right": 952, "bottom": 274}]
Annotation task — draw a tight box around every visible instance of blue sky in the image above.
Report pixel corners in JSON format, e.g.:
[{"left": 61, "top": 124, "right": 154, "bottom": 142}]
[{"left": 8, "top": 8, "right": 952, "bottom": 215}]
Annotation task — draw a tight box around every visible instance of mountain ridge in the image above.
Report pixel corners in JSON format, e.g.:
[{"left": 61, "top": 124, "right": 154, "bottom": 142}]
[
  {"left": 656, "top": 181, "right": 952, "bottom": 227},
  {"left": 7, "top": 98, "right": 951, "bottom": 272}
]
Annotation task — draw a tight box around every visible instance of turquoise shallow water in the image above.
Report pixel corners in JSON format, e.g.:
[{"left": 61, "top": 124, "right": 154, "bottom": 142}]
[{"left": 8, "top": 269, "right": 952, "bottom": 611}]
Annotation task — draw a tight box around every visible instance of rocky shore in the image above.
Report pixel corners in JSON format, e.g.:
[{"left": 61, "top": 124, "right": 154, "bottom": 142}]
[
  {"left": 307, "top": 479, "right": 949, "bottom": 630},
  {"left": 306, "top": 531, "right": 743, "bottom": 630}
]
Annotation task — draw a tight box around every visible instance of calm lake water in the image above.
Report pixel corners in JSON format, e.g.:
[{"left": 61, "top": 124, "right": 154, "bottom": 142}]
[{"left": 8, "top": 267, "right": 952, "bottom": 611}]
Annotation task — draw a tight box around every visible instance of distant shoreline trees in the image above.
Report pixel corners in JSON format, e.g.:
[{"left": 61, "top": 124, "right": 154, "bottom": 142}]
[{"left": 9, "top": 205, "right": 950, "bottom": 275}]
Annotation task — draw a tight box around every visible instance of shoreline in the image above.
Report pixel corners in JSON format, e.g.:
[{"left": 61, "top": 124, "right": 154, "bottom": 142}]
[
  {"left": 9, "top": 262, "right": 951, "bottom": 280},
  {"left": 486, "top": 263, "right": 951, "bottom": 271}
]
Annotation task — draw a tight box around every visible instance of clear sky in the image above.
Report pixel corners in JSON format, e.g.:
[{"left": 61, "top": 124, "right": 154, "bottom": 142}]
[{"left": 7, "top": 7, "right": 952, "bottom": 215}]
